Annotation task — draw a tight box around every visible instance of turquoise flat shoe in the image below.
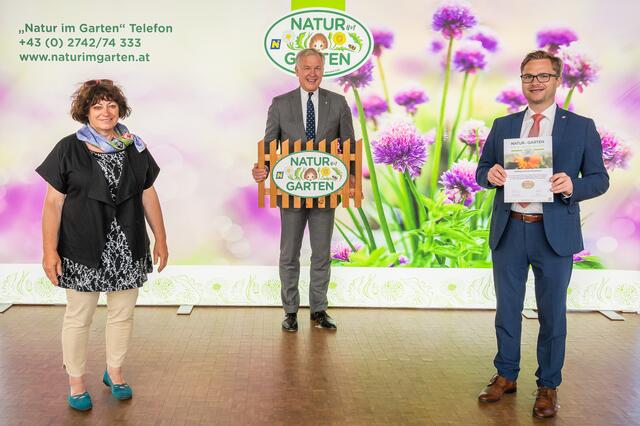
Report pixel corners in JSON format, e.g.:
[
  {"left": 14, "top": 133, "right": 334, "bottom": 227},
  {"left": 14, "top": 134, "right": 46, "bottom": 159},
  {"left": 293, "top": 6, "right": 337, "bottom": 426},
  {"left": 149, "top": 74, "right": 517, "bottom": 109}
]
[
  {"left": 67, "top": 391, "right": 92, "bottom": 411},
  {"left": 103, "top": 370, "right": 133, "bottom": 400}
]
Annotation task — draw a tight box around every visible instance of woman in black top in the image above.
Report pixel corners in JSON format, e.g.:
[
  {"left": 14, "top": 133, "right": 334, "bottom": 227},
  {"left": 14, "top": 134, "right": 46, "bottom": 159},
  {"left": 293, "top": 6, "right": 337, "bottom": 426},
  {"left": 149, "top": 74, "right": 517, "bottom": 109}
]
[{"left": 37, "top": 79, "right": 168, "bottom": 411}]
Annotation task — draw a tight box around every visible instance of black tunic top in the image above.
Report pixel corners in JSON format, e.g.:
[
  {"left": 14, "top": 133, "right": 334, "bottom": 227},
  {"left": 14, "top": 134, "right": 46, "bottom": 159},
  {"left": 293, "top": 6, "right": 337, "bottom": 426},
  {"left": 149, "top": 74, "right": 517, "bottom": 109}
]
[
  {"left": 59, "top": 151, "right": 152, "bottom": 292},
  {"left": 36, "top": 134, "right": 160, "bottom": 269}
]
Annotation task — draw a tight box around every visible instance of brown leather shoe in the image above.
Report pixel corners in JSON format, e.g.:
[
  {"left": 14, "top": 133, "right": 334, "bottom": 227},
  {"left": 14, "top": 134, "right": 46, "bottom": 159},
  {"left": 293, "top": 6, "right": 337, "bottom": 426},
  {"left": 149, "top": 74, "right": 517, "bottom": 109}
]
[
  {"left": 478, "top": 374, "right": 517, "bottom": 403},
  {"left": 533, "top": 387, "right": 558, "bottom": 418}
]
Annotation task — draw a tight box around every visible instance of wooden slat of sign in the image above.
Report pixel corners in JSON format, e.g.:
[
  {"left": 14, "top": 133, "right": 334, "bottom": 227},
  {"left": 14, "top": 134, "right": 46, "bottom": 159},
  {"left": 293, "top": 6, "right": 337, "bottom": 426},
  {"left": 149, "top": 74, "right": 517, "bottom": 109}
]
[
  {"left": 329, "top": 139, "right": 338, "bottom": 208},
  {"left": 318, "top": 139, "right": 326, "bottom": 208},
  {"left": 355, "top": 139, "right": 362, "bottom": 208},
  {"left": 260, "top": 138, "right": 362, "bottom": 210},
  {"left": 281, "top": 140, "right": 290, "bottom": 208},
  {"left": 342, "top": 138, "right": 351, "bottom": 207},
  {"left": 258, "top": 140, "right": 265, "bottom": 208},
  {"left": 305, "top": 140, "right": 314, "bottom": 208},
  {"left": 269, "top": 140, "right": 278, "bottom": 208},
  {"left": 293, "top": 140, "right": 302, "bottom": 208}
]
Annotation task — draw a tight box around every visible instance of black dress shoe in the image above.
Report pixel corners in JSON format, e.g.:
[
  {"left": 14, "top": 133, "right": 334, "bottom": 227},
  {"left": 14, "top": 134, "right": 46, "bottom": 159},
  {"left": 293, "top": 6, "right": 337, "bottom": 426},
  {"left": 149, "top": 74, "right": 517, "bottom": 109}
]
[
  {"left": 282, "top": 313, "right": 298, "bottom": 332},
  {"left": 310, "top": 311, "right": 337, "bottom": 329}
]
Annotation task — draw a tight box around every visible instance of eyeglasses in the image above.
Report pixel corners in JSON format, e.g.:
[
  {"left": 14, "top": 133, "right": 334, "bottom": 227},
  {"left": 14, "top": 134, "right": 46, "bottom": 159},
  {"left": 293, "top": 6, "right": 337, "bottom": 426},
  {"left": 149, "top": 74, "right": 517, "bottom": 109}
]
[
  {"left": 520, "top": 73, "right": 559, "bottom": 83},
  {"left": 82, "top": 79, "right": 114, "bottom": 87}
]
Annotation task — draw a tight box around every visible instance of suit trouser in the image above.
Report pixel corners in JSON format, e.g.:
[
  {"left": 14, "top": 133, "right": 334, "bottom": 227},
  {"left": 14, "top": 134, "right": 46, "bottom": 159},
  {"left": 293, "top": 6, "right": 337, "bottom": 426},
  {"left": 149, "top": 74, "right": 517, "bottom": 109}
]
[
  {"left": 279, "top": 206, "right": 335, "bottom": 313},
  {"left": 62, "top": 288, "right": 138, "bottom": 377},
  {"left": 491, "top": 218, "right": 573, "bottom": 388}
]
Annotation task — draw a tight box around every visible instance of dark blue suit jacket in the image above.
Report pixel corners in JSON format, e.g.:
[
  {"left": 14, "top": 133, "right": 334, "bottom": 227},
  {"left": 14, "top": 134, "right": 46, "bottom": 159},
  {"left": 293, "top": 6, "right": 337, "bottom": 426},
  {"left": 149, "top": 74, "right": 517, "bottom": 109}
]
[{"left": 476, "top": 107, "right": 609, "bottom": 257}]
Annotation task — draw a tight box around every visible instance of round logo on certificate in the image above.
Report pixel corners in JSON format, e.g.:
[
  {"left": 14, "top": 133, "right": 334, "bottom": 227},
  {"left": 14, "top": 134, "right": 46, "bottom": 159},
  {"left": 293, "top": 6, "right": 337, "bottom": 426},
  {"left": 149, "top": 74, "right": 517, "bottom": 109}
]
[{"left": 521, "top": 180, "right": 535, "bottom": 189}]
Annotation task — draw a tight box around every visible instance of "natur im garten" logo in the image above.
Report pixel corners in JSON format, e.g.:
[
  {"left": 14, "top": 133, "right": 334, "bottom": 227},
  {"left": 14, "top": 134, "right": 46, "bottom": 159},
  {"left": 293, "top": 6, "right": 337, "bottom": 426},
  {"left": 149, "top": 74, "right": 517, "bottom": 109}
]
[
  {"left": 272, "top": 151, "right": 349, "bottom": 198},
  {"left": 264, "top": 8, "right": 372, "bottom": 78}
]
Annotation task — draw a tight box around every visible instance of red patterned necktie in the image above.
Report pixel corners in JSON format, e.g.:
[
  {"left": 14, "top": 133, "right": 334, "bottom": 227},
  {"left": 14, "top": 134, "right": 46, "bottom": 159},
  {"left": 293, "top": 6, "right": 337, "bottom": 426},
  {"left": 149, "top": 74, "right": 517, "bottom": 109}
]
[{"left": 519, "top": 113, "right": 544, "bottom": 208}]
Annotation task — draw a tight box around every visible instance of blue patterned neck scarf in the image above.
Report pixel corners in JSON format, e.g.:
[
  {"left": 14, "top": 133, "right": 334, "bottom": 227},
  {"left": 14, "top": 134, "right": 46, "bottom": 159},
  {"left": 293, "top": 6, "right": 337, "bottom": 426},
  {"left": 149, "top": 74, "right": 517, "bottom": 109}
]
[{"left": 76, "top": 123, "right": 146, "bottom": 153}]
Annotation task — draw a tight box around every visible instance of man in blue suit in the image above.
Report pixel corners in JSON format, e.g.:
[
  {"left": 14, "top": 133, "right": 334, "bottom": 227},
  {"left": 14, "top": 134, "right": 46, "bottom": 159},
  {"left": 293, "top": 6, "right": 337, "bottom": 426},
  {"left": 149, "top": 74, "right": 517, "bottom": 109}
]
[{"left": 476, "top": 50, "right": 609, "bottom": 418}]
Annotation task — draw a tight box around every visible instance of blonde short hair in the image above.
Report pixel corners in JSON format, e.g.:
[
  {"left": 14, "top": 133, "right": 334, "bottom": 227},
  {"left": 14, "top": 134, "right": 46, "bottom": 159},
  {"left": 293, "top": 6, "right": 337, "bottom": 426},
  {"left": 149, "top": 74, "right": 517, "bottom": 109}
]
[{"left": 520, "top": 50, "right": 563, "bottom": 76}]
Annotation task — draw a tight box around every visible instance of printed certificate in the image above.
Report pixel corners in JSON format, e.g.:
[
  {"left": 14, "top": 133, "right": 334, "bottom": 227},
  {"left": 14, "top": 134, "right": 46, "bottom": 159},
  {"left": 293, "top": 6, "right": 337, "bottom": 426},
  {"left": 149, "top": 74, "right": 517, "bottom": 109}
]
[{"left": 503, "top": 136, "right": 553, "bottom": 203}]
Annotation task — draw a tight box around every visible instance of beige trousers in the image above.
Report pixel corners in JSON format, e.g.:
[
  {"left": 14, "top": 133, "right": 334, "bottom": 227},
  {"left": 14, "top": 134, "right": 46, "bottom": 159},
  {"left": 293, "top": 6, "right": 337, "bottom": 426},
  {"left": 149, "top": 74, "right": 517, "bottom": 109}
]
[{"left": 61, "top": 288, "right": 139, "bottom": 377}]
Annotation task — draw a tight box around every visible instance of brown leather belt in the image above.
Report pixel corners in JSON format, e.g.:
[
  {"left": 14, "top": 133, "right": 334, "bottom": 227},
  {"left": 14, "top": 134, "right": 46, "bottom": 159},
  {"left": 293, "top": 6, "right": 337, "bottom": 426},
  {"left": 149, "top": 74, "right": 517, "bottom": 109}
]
[{"left": 510, "top": 211, "right": 543, "bottom": 223}]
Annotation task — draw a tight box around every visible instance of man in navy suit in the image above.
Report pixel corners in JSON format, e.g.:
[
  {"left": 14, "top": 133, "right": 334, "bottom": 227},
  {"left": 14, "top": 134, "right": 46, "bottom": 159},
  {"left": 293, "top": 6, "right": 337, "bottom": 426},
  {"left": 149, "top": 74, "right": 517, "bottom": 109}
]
[{"left": 476, "top": 50, "right": 609, "bottom": 418}]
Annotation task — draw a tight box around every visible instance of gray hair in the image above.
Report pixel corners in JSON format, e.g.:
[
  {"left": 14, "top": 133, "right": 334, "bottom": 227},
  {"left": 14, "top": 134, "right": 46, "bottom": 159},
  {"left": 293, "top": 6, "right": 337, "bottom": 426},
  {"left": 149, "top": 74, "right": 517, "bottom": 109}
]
[{"left": 295, "top": 48, "right": 325, "bottom": 67}]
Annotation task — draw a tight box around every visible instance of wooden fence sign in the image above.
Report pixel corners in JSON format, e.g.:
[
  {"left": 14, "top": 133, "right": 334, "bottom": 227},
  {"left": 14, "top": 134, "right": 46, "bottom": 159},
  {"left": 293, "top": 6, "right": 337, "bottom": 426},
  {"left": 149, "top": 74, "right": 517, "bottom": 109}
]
[{"left": 257, "top": 138, "right": 362, "bottom": 208}]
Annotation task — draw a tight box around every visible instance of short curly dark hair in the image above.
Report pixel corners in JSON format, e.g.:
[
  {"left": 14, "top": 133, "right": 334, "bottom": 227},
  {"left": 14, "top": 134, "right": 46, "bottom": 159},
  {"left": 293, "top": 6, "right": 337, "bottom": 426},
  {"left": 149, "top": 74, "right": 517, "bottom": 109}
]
[{"left": 70, "top": 79, "right": 132, "bottom": 123}]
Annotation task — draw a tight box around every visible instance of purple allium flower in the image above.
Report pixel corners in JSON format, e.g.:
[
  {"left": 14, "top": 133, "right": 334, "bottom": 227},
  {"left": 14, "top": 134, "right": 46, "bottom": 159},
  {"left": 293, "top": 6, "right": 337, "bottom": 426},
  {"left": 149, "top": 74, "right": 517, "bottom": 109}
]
[
  {"left": 337, "top": 60, "right": 374, "bottom": 92},
  {"left": 452, "top": 40, "right": 487, "bottom": 73},
  {"left": 496, "top": 85, "right": 527, "bottom": 113},
  {"left": 352, "top": 94, "right": 388, "bottom": 120},
  {"left": 372, "top": 116, "right": 428, "bottom": 178},
  {"left": 331, "top": 241, "right": 362, "bottom": 262},
  {"left": 432, "top": 2, "right": 477, "bottom": 39},
  {"left": 439, "top": 159, "right": 482, "bottom": 207},
  {"left": 394, "top": 83, "right": 429, "bottom": 114},
  {"left": 536, "top": 27, "right": 578, "bottom": 54},
  {"left": 467, "top": 26, "right": 499, "bottom": 53},
  {"left": 458, "top": 119, "right": 489, "bottom": 151},
  {"left": 430, "top": 39, "right": 445, "bottom": 53},
  {"left": 572, "top": 249, "right": 590, "bottom": 263},
  {"left": 372, "top": 28, "right": 394, "bottom": 57},
  {"left": 560, "top": 46, "right": 599, "bottom": 93},
  {"left": 598, "top": 128, "right": 631, "bottom": 170}
]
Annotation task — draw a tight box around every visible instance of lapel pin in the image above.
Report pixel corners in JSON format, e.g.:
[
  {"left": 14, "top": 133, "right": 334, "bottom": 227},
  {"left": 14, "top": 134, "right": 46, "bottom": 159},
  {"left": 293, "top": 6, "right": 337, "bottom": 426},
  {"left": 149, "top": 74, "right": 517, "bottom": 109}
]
[{"left": 562, "top": 115, "right": 566, "bottom": 119}]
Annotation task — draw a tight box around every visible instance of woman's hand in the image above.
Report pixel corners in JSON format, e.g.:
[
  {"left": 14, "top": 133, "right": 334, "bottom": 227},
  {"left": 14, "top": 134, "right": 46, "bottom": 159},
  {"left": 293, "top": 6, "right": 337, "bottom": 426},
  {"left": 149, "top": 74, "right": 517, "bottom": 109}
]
[
  {"left": 43, "top": 250, "right": 62, "bottom": 285},
  {"left": 153, "top": 239, "right": 169, "bottom": 272}
]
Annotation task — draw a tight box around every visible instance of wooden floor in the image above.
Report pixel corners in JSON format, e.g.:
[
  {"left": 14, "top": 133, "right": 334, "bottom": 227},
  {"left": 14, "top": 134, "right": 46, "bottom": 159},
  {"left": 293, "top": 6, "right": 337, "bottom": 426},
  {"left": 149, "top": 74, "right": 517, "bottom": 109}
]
[{"left": 0, "top": 306, "right": 638, "bottom": 425}]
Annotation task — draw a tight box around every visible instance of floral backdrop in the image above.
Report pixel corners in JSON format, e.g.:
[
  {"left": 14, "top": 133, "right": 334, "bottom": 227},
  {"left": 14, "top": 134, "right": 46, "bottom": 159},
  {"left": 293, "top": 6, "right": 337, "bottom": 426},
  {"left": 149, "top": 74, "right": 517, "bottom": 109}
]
[{"left": 0, "top": 0, "right": 638, "bottom": 270}]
